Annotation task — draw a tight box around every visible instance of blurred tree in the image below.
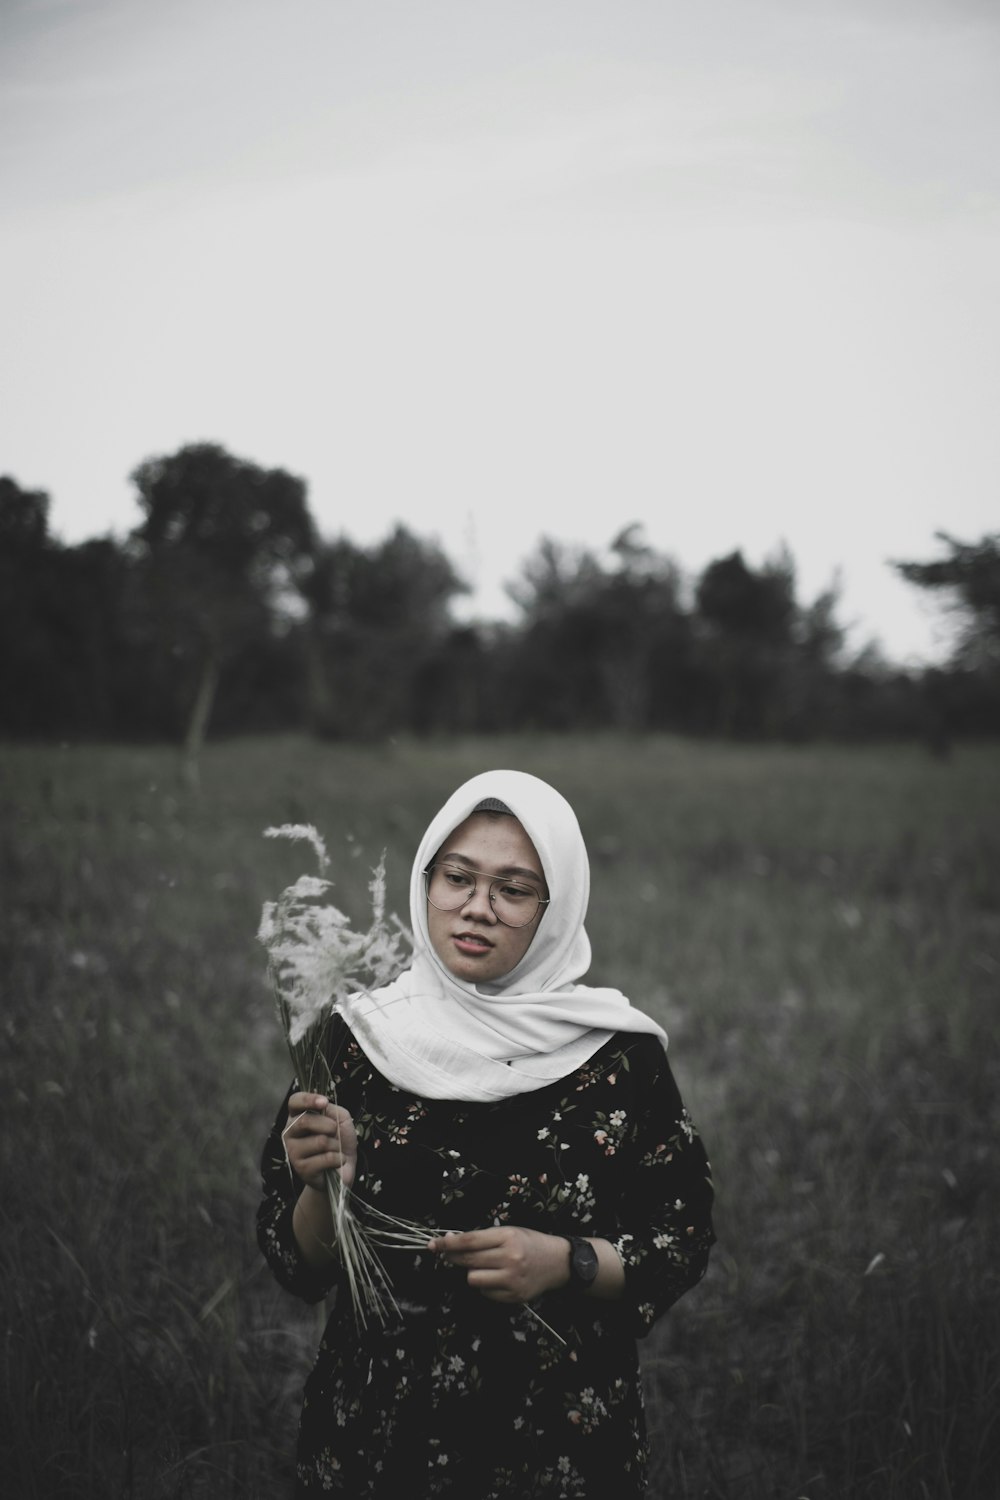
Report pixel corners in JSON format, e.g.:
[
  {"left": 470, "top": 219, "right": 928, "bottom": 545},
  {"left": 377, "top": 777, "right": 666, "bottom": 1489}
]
[
  {"left": 505, "top": 537, "right": 614, "bottom": 729},
  {"left": 819, "top": 643, "right": 927, "bottom": 741},
  {"left": 505, "top": 528, "right": 693, "bottom": 731},
  {"left": 47, "top": 539, "right": 138, "bottom": 735},
  {"left": 0, "top": 476, "right": 54, "bottom": 733},
  {"left": 0, "top": 474, "right": 50, "bottom": 552},
  {"left": 413, "top": 625, "right": 492, "bottom": 736},
  {"left": 777, "top": 578, "right": 847, "bottom": 738},
  {"left": 693, "top": 547, "right": 798, "bottom": 736},
  {"left": 695, "top": 546, "right": 796, "bottom": 643},
  {"left": 691, "top": 548, "right": 850, "bottom": 737},
  {"left": 128, "top": 443, "right": 317, "bottom": 771},
  {"left": 596, "top": 527, "right": 692, "bottom": 731},
  {"left": 795, "top": 580, "right": 844, "bottom": 667},
  {"left": 0, "top": 479, "right": 143, "bottom": 737},
  {"left": 302, "top": 526, "right": 466, "bottom": 737},
  {"left": 893, "top": 532, "right": 1000, "bottom": 673},
  {"left": 893, "top": 533, "right": 1000, "bottom": 739},
  {"left": 507, "top": 536, "right": 605, "bottom": 622}
]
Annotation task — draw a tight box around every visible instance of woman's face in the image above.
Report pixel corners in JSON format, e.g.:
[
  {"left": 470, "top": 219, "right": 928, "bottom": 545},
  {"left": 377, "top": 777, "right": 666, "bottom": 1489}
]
[{"left": 426, "top": 812, "right": 547, "bottom": 984}]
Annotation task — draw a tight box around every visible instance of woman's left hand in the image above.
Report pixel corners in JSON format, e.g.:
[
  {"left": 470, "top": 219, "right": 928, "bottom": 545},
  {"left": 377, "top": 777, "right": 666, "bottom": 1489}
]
[{"left": 427, "top": 1227, "right": 570, "bottom": 1304}]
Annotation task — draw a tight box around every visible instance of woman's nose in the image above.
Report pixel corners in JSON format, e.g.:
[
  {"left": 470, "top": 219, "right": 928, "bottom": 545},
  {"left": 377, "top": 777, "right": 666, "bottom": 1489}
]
[{"left": 462, "top": 880, "right": 497, "bottom": 921}]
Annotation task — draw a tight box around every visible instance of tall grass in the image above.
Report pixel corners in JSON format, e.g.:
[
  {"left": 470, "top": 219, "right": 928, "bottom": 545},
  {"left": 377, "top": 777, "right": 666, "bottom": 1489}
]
[{"left": 1, "top": 735, "right": 997, "bottom": 1497}]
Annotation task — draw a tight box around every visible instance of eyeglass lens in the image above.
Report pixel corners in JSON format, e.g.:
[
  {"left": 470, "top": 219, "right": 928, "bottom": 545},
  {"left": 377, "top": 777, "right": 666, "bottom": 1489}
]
[{"left": 426, "top": 864, "right": 543, "bottom": 927}]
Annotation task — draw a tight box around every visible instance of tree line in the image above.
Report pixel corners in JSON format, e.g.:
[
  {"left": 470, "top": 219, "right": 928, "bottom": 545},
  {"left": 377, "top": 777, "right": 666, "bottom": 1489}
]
[{"left": 2, "top": 445, "right": 998, "bottom": 751}]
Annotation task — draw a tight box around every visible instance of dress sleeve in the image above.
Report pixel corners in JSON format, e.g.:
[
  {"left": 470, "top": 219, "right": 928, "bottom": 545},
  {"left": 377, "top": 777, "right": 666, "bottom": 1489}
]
[
  {"left": 256, "top": 1082, "right": 343, "bottom": 1305},
  {"left": 610, "top": 1042, "right": 715, "bottom": 1339}
]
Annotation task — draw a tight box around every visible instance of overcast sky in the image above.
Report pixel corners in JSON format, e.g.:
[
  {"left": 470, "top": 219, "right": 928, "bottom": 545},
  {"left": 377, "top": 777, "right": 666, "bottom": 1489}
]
[{"left": 2, "top": 0, "right": 998, "bottom": 663}]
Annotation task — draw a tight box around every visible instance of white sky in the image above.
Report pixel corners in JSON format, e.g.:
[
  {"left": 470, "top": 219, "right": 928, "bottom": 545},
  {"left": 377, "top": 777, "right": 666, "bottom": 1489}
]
[{"left": 2, "top": 0, "right": 998, "bottom": 664}]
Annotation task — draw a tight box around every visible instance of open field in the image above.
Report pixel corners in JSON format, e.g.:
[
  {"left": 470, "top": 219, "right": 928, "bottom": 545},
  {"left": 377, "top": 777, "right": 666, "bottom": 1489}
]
[{"left": 2, "top": 734, "right": 998, "bottom": 1498}]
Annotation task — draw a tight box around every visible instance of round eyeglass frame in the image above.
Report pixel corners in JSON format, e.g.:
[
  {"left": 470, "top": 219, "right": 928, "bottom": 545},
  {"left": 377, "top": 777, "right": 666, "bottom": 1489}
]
[{"left": 424, "top": 863, "right": 550, "bottom": 929}]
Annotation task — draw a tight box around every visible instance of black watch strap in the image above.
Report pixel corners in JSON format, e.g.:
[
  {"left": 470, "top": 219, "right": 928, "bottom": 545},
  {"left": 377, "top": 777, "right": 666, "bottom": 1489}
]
[{"left": 566, "top": 1235, "right": 599, "bottom": 1291}]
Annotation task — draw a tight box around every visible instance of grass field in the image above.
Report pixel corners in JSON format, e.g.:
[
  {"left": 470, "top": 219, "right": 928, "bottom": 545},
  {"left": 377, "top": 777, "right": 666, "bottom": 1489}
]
[{"left": 1, "top": 734, "right": 998, "bottom": 1498}]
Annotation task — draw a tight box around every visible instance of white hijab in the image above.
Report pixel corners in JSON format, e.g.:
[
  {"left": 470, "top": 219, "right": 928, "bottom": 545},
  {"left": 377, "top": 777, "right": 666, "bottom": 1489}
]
[{"left": 338, "top": 769, "right": 668, "bottom": 1102}]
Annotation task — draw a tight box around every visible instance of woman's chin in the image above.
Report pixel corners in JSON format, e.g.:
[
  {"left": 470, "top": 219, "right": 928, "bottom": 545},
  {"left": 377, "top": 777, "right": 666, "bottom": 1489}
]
[{"left": 444, "top": 955, "right": 501, "bottom": 983}]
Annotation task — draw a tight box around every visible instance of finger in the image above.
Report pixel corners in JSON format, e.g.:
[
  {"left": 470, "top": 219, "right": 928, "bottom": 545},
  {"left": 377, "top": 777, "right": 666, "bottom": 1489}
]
[
  {"left": 296, "top": 1135, "right": 346, "bottom": 1160},
  {"left": 288, "top": 1093, "right": 329, "bottom": 1113},
  {"left": 284, "top": 1112, "right": 342, "bottom": 1145},
  {"left": 328, "top": 1110, "right": 356, "bottom": 1145},
  {"left": 284, "top": 1113, "right": 331, "bottom": 1143},
  {"left": 281, "top": 1114, "right": 308, "bottom": 1152},
  {"left": 294, "top": 1144, "right": 345, "bottom": 1176},
  {"left": 429, "top": 1229, "right": 507, "bottom": 1255},
  {"left": 310, "top": 1154, "right": 345, "bottom": 1176},
  {"left": 449, "top": 1244, "right": 511, "bottom": 1269},
  {"left": 285, "top": 1129, "right": 346, "bottom": 1168}
]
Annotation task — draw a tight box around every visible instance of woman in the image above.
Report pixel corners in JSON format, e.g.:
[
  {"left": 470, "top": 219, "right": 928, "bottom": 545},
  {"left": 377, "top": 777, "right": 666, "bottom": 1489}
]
[{"left": 258, "top": 769, "right": 714, "bottom": 1498}]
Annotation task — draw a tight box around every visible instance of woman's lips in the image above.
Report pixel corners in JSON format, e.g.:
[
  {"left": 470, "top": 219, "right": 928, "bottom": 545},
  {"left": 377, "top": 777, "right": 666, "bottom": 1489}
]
[{"left": 453, "top": 933, "right": 494, "bottom": 955}]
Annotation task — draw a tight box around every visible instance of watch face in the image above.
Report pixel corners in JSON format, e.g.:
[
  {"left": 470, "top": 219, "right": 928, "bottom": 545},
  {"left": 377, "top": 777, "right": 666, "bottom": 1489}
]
[{"left": 570, "top": 1238, "right": 599, "bottom": 1286}]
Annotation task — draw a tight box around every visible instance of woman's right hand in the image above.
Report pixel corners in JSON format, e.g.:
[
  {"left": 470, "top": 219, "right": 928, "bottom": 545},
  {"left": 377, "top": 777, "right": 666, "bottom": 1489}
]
[{"left": 283, "top": 1093, "right": 358, "bottom": 1191}]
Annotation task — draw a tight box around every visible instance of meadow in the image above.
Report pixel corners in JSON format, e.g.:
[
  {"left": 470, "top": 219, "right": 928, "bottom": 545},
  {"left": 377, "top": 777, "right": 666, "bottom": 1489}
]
[{"left": 1, "top": 734, "right": 997, "bottom": 1499}]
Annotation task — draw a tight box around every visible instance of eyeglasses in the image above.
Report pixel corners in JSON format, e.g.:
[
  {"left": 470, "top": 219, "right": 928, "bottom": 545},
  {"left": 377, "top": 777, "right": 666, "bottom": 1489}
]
[{"left": 425, "top": 863, "right": 550, "bottom": 928}]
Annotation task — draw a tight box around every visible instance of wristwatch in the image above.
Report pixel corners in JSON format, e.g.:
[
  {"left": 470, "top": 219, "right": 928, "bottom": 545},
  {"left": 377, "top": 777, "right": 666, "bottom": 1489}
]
[{"left": 566, "top": 1236, "right": 599, "bottom": 1292}]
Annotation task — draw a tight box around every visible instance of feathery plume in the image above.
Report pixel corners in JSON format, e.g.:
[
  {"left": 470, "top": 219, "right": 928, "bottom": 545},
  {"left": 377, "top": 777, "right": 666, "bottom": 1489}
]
[{"left": 259, "top": 827, "right": 413, "bottom": 1323}]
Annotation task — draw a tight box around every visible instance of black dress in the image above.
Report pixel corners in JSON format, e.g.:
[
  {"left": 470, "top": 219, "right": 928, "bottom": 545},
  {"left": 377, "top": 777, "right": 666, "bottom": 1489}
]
[{"left": 258, "top": 1018, "right": 714, "bottom": 1499}]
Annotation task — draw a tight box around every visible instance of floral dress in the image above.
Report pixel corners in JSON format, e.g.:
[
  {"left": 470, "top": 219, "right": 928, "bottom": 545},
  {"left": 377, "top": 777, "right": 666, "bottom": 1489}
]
[{"left": 257, "top": 1018, "right": 714, "bottom": 1499}]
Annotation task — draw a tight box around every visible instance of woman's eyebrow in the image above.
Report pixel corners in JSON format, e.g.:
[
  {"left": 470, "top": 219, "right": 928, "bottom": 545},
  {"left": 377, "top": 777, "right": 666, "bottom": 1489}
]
[{"left": 440, "top": 852, "right": 545, "bottom": 885}]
